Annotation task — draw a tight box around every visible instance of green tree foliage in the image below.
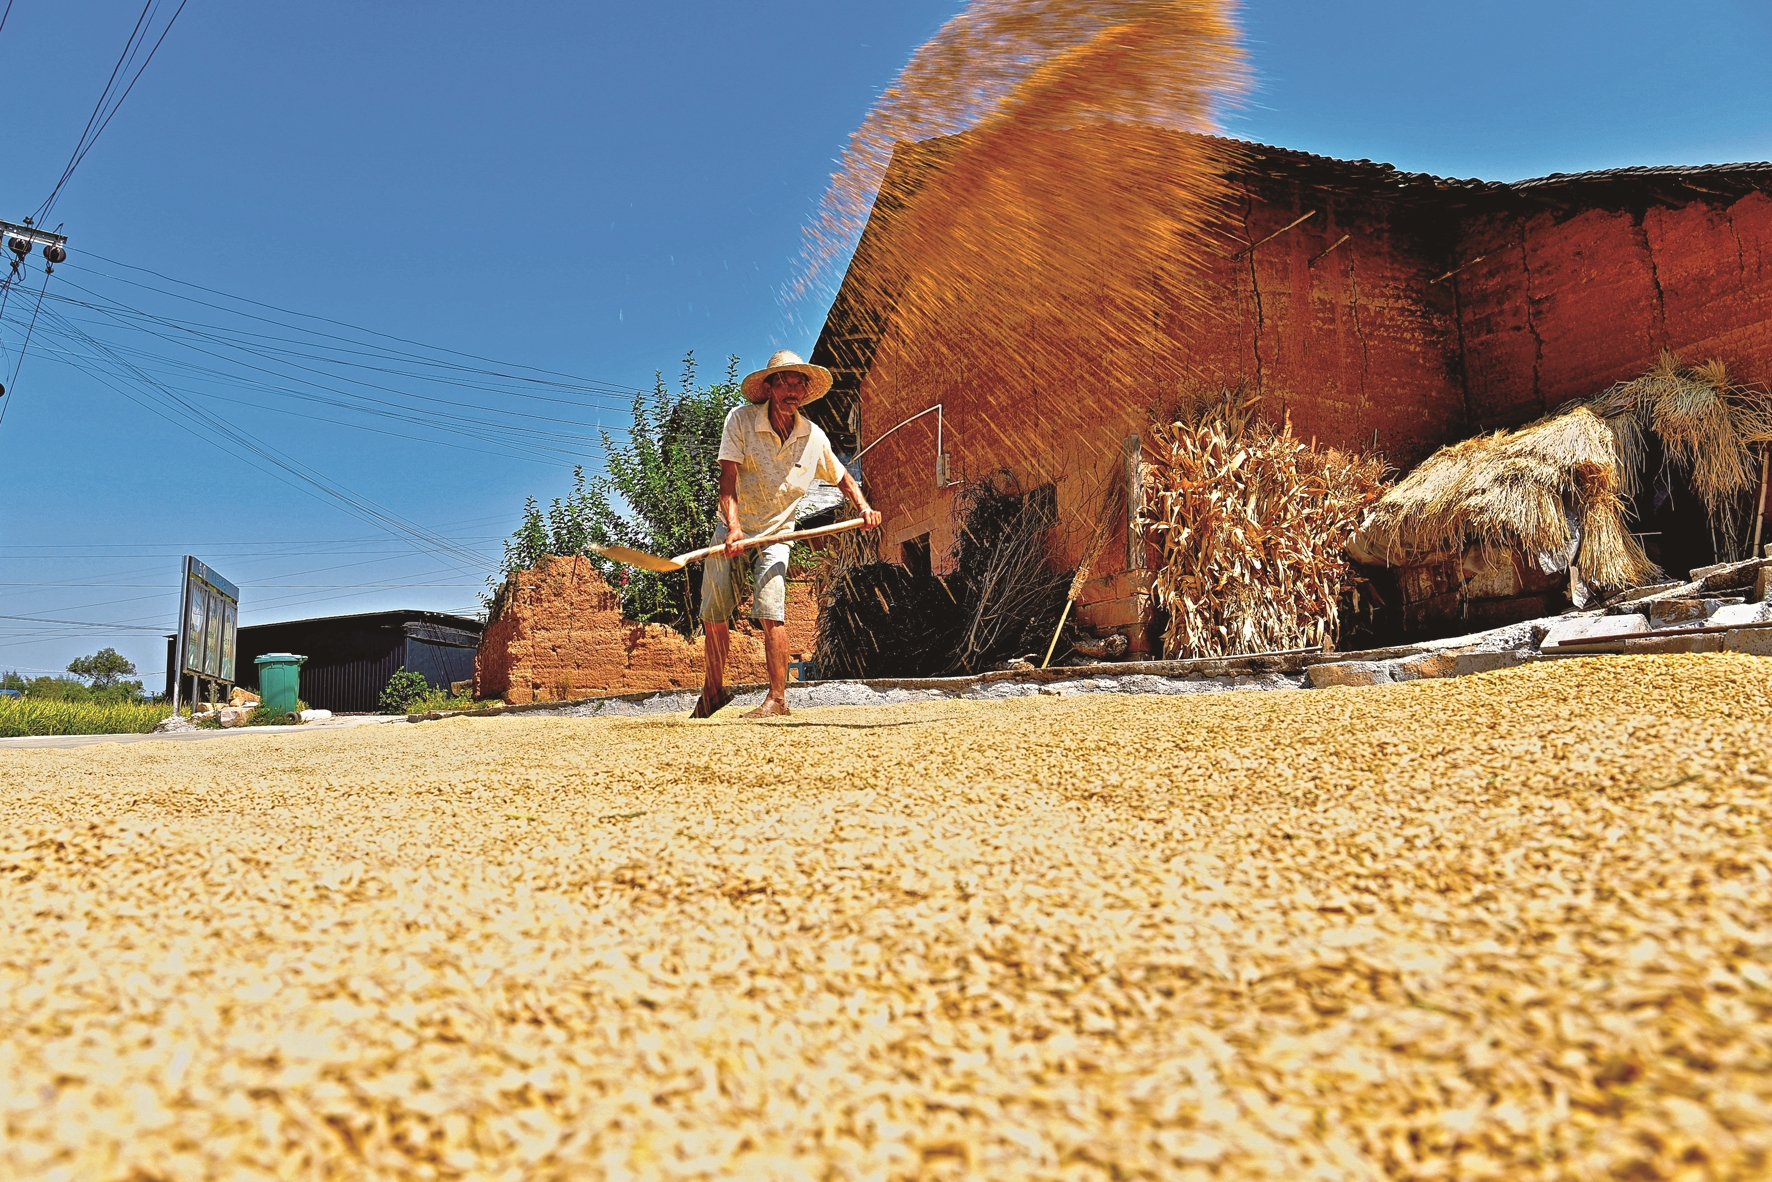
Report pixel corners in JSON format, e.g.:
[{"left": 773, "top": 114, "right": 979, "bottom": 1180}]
[
  {"left": 492, "top": 353, "right": 743, "bottom": 633},
  {"left": 379, "top": 667, "right": 431, "bottom": 714},
  {"left": 1, "top": 669, "right": 145, "bottom": 703},
  {"left": 67, "top": 647, "right": 137, "bottom": 690}
]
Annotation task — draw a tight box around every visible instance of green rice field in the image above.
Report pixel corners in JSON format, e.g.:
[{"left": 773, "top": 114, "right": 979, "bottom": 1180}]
[{"left": 0, "top": 698, "right": 167, "bottom": 738}]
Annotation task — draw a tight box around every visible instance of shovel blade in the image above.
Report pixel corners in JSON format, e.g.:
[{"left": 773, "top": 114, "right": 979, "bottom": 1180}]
[{"left": 589, "top": 544, "right": 684, "bottom": 573}]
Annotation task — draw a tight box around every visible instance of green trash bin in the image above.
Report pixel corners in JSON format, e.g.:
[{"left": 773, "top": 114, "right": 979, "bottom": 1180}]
[{"left": 255, "top": 653, "right": 306, "bottom": 717}]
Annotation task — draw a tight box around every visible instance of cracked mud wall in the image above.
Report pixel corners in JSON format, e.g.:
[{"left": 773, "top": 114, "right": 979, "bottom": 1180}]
[
  {"left": 1456, "top": 191, "right": 1772, "bottom": 430},
  {"left": 475, "top": 556, "right": 818, "bottom": 704},
  {"left": 857, "top": 163, "right": 1464, "bottom": 580}
]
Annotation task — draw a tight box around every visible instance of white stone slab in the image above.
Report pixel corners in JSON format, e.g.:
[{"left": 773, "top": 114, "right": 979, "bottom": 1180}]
[
  {"left": 1708, "top": 602, "right": 1771, "bottom": 628},
  {"left": 1541, "top": 613, "right": 1649, "bottom": 649}
]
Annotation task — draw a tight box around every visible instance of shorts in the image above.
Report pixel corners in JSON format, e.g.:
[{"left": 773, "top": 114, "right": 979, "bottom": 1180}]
[{"left": 699, "top": 524, "right": 791, "bottom": 624}]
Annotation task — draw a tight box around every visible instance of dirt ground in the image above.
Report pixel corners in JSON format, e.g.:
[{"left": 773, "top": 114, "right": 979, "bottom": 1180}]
[{"left": 3, "top": 654, "right": 1770, "bottom": 1180}]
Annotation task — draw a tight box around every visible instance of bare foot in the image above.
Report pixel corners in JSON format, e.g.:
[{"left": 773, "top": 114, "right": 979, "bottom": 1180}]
[
  {"left": 743, "top": 698, "right": 790, "bottom": 719},
  {"left": 690, "top": 688, "right": 731, "bottom": 719}
]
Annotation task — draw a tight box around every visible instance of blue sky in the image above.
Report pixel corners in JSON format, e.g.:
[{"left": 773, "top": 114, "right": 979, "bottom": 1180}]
[{"left": 1, "top": 0, "right": 1767, "bottom": 685}]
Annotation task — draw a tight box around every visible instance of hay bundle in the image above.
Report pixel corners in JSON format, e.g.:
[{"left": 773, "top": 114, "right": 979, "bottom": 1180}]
[
  {"left": 1350, "top": 406, "right": 1656, "bottom": 595},
  {"left": 1141, "top": 390, "right": 1387, "bottom": 659},
  {"left": 1585, "top": 353, "right": 1772, "bottom": 557},
  {"left": 1352, "top": 354, "right": 1772, "bottom": 588}
]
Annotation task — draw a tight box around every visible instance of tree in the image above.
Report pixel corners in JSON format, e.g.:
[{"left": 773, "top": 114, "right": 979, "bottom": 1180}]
[
  {"left": 490, "top": 352, "right": 744, "bottom": 633},
  {"left": 67, "top": 647, "right": 136, "bottom": 690}
]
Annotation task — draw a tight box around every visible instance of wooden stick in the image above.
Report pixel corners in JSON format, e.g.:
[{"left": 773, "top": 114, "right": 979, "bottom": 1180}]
[
  {"left": 1040, "top": 598, "right": 1075, "bottom": 670},
  {"left": 669, "top": 518, "right": 869, "bottom": 567},
  {"left": 1307, "top": 234, "right": 1349, "bottom": 267},
  {"left": 1233, "top": 209, "right": 1316, "bottom": 258},
  {"left": 1755, "top": 445, "right": 1769, "bottom": 557}
]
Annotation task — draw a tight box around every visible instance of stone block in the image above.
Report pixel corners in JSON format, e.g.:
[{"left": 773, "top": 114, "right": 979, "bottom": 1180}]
[
  {"left": 1709, "top": 602, "right": 1770, "bottom": 628},
  {"left": 1756, "top": 566, "right": 1772, "bottom": 603},
  {"left": 1622, "top": 634, "right": 1725, "bottom": 654},
  {"left": 1390, "top": 651, "right": 1459, "bottom": 681},
  {"left": 1451, "top": 650, "right": 1530, "bottom": 677},
  {"left": 1725, "top": 628, "right": 1772, "bottom": 656},
  {"left": 1306, "top": 661, "right": 1394, "bottom": 688},
  {"left": 1648, "top": 598, "right": 1714, "bottom": 626},
  {"left": 1541, "top": 613, "right": 1648, "bottom": 649},
  {"left": 217, "top": 706, "right": 253, "bottom": 728},
  {"left": 1695, "top": 557, "right": 1769, "bottom": 592}
]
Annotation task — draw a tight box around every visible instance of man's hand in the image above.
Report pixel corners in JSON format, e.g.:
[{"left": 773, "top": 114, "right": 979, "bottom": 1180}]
[
  {"left": 859, "top": 505, "right": 883, "bottom": 530},
  {"left": 722, "top": 526, "right": 747, "bottom": 558}
]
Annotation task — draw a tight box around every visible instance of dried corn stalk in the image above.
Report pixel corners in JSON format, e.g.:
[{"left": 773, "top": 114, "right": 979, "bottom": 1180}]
[{"left": 1141, "top": 390, "right": 1387, "bottom": 658}]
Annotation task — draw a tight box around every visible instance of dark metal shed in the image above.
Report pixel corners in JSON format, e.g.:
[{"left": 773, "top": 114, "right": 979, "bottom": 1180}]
[{"left": 210, "top": 610, "right": 483, "bottom": 713}]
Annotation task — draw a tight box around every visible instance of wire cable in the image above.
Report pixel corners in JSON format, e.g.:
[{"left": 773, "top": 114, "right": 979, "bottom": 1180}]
[
  {"left": 0, "top": 266, "right": 50, "bottom": 435},
  {"left": 35, "top": 0, "right": 189, "bottom": 223}
]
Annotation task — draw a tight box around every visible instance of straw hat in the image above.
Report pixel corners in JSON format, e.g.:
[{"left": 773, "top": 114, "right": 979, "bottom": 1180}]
[{"left": 741, "top": 350, "right": 833, "bottom": 405}]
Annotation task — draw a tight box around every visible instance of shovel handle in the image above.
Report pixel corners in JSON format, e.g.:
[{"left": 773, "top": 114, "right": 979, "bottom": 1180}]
[{"left": 673, "top": 517, "right": 869, "bottom": 565}]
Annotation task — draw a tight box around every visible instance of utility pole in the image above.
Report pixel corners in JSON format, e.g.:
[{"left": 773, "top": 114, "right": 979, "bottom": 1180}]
[{"left": 0, "top": 219, "right": 68, "bottom": 276}]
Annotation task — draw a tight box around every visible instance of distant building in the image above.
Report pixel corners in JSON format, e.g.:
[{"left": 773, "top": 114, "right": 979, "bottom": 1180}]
[{"left": 166, "top": 610, "right": 482, "bottom": 712}]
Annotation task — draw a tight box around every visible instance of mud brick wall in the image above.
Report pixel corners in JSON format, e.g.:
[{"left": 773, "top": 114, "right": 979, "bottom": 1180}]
[
  {"left": 1456, "top": 191, "right": 1772, "bottom": 430},
  {"left": 475, "top": 556, "right": 817, "bottom": 704},
  {"left": 860, "top": 156, "right": 1465, "bottom": 584},
  {"left": 830, "top": 142, "right": 1772, "bottom": 597}
]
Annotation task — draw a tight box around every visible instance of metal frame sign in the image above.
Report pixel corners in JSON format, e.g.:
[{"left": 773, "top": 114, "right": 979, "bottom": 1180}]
[{"left": 178, "top": 556, "right": 239, "bottom": 682}]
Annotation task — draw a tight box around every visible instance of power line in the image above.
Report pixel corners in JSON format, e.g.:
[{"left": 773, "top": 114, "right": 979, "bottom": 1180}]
[
  {"left": 35, "top": 0, "right": 189, "bottom": 223},
  {"left": 78, "top": 250, "right": 645, "bottom": 398},
  {"left": 0, "top": 612, "right": 166, "bottom": 631},
  {"left": 0, "top": 267, "right": 51, "bottom": 434}
]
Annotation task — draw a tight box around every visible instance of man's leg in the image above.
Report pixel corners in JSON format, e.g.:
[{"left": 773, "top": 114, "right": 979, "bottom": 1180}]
[
  {"left": 754, "top": 619, "right": 790, "bottom": 715},
  {"left": 694, "top": 536, "right": 737, "bottom": 718},
  {"left": 702, "top": 622, "right": 730, "bottom": 704},
  {"left": 743, "top": 542, "right": 792, "bottom": 718}
]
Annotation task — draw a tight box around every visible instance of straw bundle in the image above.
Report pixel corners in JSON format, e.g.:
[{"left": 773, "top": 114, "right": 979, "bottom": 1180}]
[
  {"left": 1141, "top": 390, "right": 1388, "bottom": 659},
  {"left": 1585, "top": 352, "right": 1772, "bottom": 557},
  {"left": 1350, "top": 406, "right": 1656, "bottom": 595},
  {"left": 1352, "top": 355, "right": 1771, "bottom": 588}
]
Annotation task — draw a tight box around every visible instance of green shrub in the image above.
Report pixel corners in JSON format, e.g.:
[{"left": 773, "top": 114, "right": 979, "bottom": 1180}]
[
  {"left": 404, "top": 689, "right": 483, "bottom": 715},
  {"left": 379, "top": 668, "right": 431, "bottom": 714},
  {"left": 489, "top": 352, "right": 744, "bottom": 634}
]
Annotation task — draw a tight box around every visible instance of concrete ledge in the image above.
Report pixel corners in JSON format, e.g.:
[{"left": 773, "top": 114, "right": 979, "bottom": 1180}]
[{"left": 410, "top": 648, "right": 1327, "bottom": 722}]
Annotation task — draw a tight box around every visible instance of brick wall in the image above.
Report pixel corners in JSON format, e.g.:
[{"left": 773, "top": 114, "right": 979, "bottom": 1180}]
[
  {"left": 831, "top": 142, "right": 1772, "bottom": 647},
  {"left": 475, "top": 556, "right": 818, "bottom": 704},
  {"left": 1456, "top": 191, "right": 1772, "bottom": 429}
]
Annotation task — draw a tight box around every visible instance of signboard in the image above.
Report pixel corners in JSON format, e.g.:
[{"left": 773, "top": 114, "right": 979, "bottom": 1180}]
[{"left": 178, "top": 557, "right": 239, "bottom": 682}]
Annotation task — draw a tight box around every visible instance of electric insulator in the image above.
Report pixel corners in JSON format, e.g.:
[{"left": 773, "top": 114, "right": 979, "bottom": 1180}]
[
  {"left": 8, "top": 237, "right": 31, "bottom": 258},
  {"left": 42, "top": 244, "right": 65, "bottom": 264}
]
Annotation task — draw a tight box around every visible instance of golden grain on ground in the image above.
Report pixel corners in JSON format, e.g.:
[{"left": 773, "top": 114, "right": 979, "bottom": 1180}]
[{"left": 4, "top": 655, "right": 1772, "bottom": 1179}]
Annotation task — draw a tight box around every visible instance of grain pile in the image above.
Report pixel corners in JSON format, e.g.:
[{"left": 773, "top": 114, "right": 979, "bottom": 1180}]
[{"left": 5, "top": 655, "right": 1772, "bottom": 1180}]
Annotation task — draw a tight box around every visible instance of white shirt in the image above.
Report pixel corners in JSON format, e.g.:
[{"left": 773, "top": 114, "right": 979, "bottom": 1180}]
[{"left": 717, "top": 402, "right": 845, "bottom": 537}]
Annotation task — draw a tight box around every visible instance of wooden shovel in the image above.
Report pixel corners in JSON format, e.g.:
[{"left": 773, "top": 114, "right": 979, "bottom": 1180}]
[{"left": 590, "top": 517, "right": 868, "bottom": 573}]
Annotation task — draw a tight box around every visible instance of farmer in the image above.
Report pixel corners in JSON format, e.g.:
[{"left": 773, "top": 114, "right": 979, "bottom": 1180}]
[{"left": 694, "top": 350, "right": 881, "bottom": 719}]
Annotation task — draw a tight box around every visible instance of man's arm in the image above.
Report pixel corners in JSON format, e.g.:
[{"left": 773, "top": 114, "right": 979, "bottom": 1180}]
[
  {"left": 837, "top": 468, "right": 883, "bottom": 531},
  {"left": 719, "top": 460, "right": 745, "bottom": 557}
]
